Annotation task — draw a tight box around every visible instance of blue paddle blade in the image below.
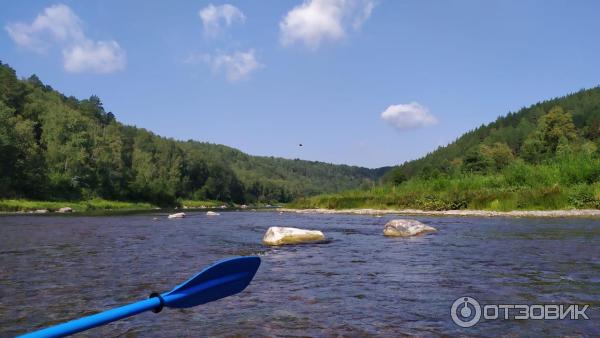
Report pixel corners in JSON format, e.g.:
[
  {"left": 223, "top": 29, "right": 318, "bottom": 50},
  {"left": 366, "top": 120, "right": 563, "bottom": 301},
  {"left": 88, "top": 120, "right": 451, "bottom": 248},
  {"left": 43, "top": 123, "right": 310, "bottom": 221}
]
[{"left": 163, "top": 256, "right": 261, "bottom": 308}]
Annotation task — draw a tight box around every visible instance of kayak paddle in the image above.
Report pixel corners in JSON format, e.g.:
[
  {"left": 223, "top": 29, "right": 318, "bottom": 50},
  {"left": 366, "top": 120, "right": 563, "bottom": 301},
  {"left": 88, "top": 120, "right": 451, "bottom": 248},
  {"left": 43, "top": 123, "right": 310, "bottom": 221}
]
[{"left": 19, "top": 256, "right": 261, "bottom": 338}]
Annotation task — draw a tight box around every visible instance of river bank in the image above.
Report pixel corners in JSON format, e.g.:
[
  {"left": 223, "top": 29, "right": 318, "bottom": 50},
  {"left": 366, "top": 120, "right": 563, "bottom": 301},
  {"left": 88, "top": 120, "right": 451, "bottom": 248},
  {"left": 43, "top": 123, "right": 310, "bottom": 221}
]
[
  {"left": 280, "top": 207, "right": 600, "bottom": 218},
  {"left": 0, "top": 199, "right": 156, "bottom": 213},
  {"left": 0, "top": 199, "right": 229, "bottom": 213}
]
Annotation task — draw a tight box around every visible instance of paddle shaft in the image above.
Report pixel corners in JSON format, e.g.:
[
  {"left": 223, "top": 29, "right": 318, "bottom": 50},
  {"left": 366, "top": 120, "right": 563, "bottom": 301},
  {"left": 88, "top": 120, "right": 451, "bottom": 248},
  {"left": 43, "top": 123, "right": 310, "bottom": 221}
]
[{"left": 19, "top": 297, "right": 162, "bottom": 338}]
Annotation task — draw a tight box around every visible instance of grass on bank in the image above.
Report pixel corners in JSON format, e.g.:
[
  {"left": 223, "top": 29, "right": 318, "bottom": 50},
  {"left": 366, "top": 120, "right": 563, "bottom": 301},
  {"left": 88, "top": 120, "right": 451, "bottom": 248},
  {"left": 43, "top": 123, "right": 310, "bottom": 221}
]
[
  {"left": 0, "top": 198, "right": 156, "bottom": 212},
  {"left": 179, "top": 200, "right": 223, "bottom": 208},
  {"left": 0, "top": 198, "right": 270, "bottom": 213},
  {"left": 0, "top": 198, "right": 247, "bottom": 212},
  {"left": 289, "top": 157, "right": 600, "bottom": 211}
]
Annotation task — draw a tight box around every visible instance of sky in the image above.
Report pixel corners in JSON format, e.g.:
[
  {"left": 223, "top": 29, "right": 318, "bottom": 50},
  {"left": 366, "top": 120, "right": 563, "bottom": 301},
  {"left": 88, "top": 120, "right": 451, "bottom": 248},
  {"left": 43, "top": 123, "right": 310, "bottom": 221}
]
[{"left": 1, "top": 0, "right": 599, "bottom": 168}]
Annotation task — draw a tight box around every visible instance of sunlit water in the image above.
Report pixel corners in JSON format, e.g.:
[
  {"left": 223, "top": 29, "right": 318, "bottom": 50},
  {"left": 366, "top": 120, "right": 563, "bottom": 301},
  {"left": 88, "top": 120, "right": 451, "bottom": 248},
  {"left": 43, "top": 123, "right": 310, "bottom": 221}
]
[{"left": 1, "top": 211, "right": 599, "bottom": 337}]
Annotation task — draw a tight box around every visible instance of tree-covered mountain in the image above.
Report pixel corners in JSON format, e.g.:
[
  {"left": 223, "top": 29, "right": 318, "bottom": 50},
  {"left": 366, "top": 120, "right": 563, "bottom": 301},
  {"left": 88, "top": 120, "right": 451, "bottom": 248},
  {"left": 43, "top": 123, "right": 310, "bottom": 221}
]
[
  {"left": 294, "top": 86, "right": 600, "bottom": 211},
  {"left": 0, "top": 61, "right": 387, "bottom": 206}
]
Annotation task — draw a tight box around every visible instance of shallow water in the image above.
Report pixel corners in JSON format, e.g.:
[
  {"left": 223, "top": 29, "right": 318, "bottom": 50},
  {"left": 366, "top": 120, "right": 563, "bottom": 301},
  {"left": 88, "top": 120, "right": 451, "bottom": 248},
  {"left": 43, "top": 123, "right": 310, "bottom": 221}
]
[{"left": 0, "top": 211, "right": 599, "bottom": 337}]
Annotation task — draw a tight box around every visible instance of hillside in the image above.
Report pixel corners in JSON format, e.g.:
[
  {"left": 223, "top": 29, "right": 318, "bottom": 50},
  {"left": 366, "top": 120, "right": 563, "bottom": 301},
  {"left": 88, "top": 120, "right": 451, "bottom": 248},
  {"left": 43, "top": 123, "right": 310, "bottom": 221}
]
[
  {"left": 384, "top": 87, "right": 600, "bottom": 182},
  {"left": 293, "top": 87, "right": 600, "bottom": 211},
  {"left": 0, "top": 61, "right": 387, "bottom": 206}
]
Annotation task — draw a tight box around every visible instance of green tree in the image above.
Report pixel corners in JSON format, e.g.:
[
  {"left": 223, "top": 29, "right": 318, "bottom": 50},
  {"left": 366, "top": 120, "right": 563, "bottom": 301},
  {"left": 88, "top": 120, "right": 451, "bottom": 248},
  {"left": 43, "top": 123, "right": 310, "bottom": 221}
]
[
  {"left": 462, "top": 147, "right": 492, "bottom": 173},
  {"left": 480, "top": 142, "right": 514, "bottom": 171},
  {"left": 0, "top": 101, "right": 46, "bottom": 197},
  {"left": 538, "top": 106, "right": 578, "bottom": 153},
  {"left": 520, "top": 137, "right": 545, "bottom": 163}
]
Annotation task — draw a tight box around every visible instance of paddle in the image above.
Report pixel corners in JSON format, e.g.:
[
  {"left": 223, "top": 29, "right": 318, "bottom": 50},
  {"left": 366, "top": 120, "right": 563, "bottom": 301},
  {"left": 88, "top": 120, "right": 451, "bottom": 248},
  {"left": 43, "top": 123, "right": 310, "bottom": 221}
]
[{"left": 19, "top": 256, "right": 261, "bottom": 338}]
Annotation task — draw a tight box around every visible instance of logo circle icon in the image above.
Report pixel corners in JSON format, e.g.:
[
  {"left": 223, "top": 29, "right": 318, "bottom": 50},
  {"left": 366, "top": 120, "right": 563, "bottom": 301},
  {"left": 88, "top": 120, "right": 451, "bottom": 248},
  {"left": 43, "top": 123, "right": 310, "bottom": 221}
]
[{"left": 451, "top": 296, "right": 481, "bottom": 328}]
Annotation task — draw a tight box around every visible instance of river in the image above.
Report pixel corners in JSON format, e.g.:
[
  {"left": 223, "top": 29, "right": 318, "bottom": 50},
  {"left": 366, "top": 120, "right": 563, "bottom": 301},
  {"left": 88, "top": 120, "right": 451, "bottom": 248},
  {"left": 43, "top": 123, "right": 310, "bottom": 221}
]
[{"left": 1, "top": 211, "right": 598, "bottom": 336}]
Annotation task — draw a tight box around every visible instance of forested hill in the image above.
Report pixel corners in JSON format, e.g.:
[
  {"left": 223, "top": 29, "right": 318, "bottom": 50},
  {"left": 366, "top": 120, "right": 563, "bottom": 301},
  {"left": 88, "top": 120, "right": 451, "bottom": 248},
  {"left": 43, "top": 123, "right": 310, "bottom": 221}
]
[
  {"left": 384, "top": 86, "right": 600, "bottom": 183},
  {"left": 0, "top": 62, "right": 387, "bottom": 205}
]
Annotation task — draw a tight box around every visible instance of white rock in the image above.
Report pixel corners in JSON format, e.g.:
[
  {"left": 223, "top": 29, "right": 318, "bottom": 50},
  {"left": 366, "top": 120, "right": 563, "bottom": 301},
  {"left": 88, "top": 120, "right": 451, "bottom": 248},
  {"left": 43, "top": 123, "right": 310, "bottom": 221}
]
[
  {"left": 240, "top": 204, "right": 248, "bottom": 209},
  {"left": 168, "top": 212, "right": 186, "bottom": 219},
  {"left": 262, "top": 226, "right": 326, "bottom": 246},
  {"left": 206, "top": 211, "right": 220, "bottom": 216},
  {"left": 383, "top": 219, "right": 436, "bottom": 237},
  {"left": 34, "top": 209, "right": 49, "bottom": 214},
  {"left": 57, "top": 207, "right": 73, "bottom": 213}
]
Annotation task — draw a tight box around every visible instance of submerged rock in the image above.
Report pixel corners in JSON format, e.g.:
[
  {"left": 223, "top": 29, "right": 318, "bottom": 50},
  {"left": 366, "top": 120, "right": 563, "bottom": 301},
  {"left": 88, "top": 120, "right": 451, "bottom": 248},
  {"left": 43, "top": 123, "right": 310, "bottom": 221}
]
[
  {"left": 57, "top": 207, "right": 73, "bottom": 213},
  {"left": 206, "top": 211, "right": 220, "bottom": 216},
  {"left": 383, "top": 219, "right": 436, "bottom": 237},
  {"left": 168, "top": 212, "right": 186, "bottom": 219},
  {"left": 262, "top": 226, "right": 326, "bottom": 246}
]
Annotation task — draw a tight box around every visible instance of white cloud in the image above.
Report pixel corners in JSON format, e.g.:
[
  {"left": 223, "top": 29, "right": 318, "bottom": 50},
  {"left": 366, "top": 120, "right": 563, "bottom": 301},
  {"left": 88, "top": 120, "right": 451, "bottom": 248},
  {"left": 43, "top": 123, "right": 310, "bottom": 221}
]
[
  {"left": 196, "top": 49, "right": 262, "bottom": 82},
  {"left": 63, "top": 40, "right": 126, "bottom": 74},
  {"left": 199, "top": 3, "right": 245, "bottom": 38},
  {"left": 5, "top": 4, "right": 84, "bottom": 52},
  {"left": 279, "top": 0, "right": 375, "bottom": 49},
  {"left": 381, "top": 102, "right": 438, "bottom": 130},
  {"left": 5, "top": 4, "right": 125, "bottom": 73}
]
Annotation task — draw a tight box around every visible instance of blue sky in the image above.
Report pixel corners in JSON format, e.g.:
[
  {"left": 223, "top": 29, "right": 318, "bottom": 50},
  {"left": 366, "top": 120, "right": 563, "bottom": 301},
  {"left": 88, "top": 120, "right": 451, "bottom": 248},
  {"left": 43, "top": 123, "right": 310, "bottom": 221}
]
[{"left": 1, "top": 0, "right": 599, "bottom": 168}]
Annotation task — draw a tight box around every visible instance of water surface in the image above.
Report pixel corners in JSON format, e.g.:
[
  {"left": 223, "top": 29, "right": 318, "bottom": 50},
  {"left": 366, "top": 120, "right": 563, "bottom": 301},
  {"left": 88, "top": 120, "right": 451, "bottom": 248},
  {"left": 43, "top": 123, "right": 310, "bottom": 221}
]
[{"left": 1, "top": 212, "right": 598, "bottom": 336}]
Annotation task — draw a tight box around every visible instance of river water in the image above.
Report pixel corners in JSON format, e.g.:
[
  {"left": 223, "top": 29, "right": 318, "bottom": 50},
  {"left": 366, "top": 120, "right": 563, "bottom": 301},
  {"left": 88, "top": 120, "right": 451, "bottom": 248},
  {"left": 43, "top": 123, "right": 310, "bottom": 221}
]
[{"left": 0, "top": 211, "right": 598, "bottom": 337}]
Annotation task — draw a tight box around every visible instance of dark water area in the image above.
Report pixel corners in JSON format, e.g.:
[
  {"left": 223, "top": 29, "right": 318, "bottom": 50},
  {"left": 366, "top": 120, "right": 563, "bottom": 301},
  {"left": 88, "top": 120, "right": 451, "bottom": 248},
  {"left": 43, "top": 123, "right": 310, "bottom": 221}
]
[{"left": 1, "top": 211, "right": 599, "bottom": 337}]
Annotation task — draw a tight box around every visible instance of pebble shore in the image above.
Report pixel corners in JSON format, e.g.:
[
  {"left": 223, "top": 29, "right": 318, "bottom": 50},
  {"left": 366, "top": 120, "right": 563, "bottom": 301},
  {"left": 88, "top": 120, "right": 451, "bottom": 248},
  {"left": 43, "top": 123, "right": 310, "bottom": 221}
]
[{"left": 279, "top": 208, "right": 600, "bottom": 218}]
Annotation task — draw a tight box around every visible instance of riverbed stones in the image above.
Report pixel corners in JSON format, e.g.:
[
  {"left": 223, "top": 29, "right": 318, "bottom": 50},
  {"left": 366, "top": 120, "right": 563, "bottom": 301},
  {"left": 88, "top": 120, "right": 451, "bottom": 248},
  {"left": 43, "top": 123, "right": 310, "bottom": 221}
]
[
  {"left": 206, "top": 211, "right": 220, "bottom": 216},
  {"left": 383, "top": 219, "right": 436, "bottom": 237},
  {"left": 168, "top": 212, "right": 186, "bottom": 219},
  {"left": 57, "top": 207, "right": 73, "bottom": 213},
  {"left": 34, "top": 209, "right": 49, "bottom": 214},
  {"left": 262, "top": 226, "right": 326, "bottom": 246}
]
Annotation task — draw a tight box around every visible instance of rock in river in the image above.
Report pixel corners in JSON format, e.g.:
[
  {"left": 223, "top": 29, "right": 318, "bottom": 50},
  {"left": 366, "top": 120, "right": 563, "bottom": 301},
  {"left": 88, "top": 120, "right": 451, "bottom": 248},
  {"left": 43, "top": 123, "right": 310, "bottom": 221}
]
[
  {"left": 383, "top": 219, "right": 436, "bottom": 237},
  {"left": 57, "top": 207, "right": 73, "bottom": 213},
  {"left": 262, "top": 226, "right": 326, "bottom": 246},
  {"left": 168, "top": 212, "right": 186, "bottom": 219},
  {"left": 206, "top": 211, "right": 220, "bottom": 216}
]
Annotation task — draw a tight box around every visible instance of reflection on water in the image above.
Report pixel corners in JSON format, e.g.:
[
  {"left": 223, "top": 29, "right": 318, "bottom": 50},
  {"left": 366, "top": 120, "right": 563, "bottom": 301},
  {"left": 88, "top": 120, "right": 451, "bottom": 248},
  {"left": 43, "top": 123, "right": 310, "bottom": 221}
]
[{"left": 0, "top": 212, "right": 599, "bottom": 336}]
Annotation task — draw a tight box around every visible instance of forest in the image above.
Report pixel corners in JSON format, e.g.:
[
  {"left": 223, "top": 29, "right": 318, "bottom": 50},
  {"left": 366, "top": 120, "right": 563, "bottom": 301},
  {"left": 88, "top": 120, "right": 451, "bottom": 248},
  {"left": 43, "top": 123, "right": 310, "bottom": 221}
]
[
  {"left": 0, "top": 61, "right": 387, "bottom": 207},
  {"left": 293, "top": 86, "right": 600, "bottom": 210}
]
